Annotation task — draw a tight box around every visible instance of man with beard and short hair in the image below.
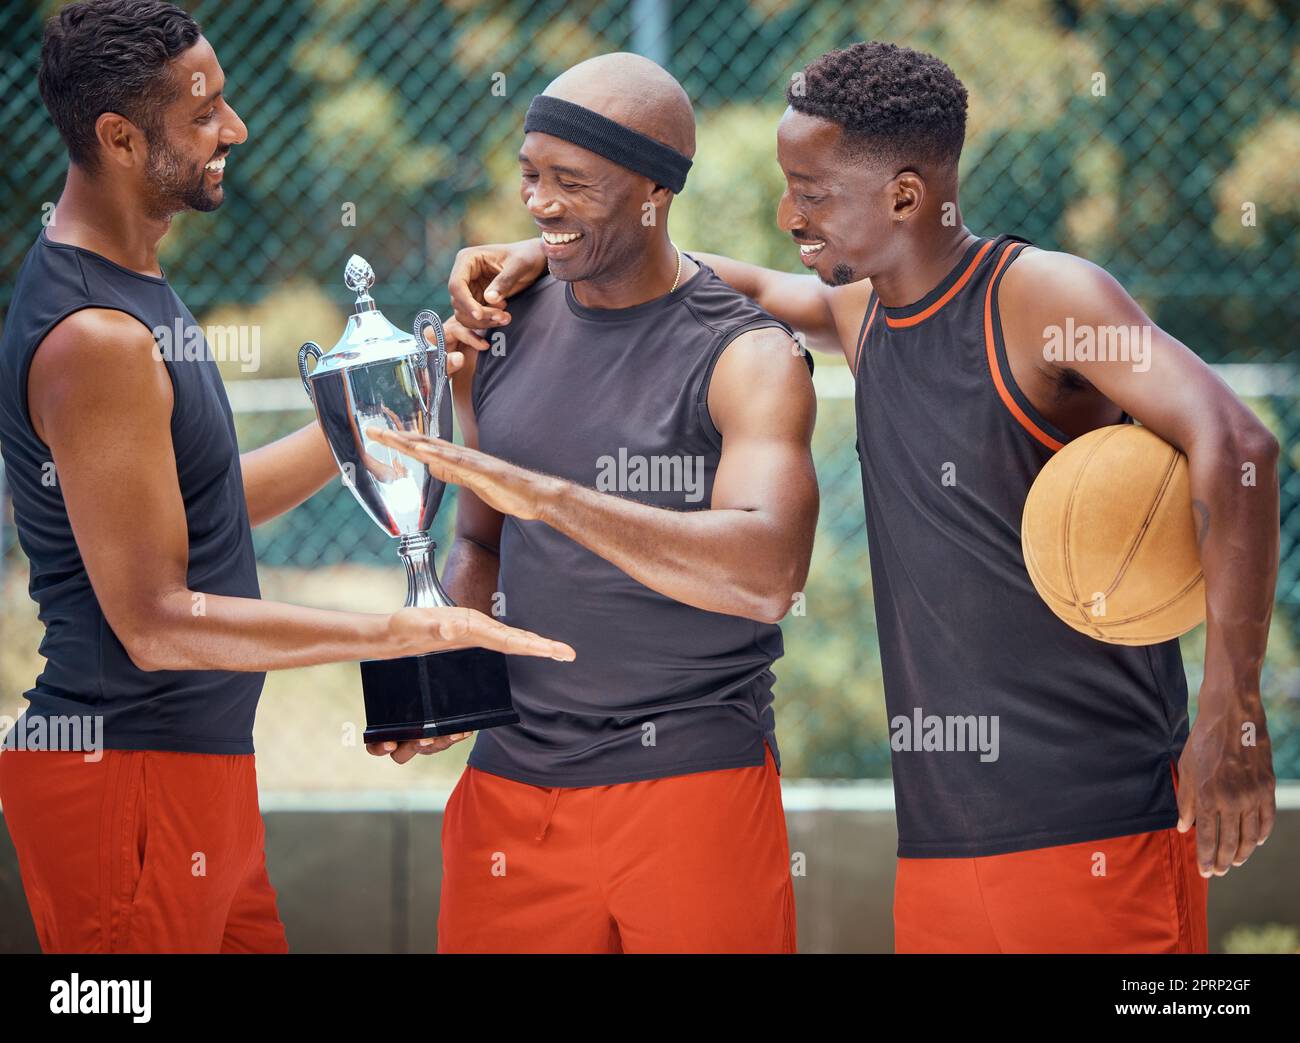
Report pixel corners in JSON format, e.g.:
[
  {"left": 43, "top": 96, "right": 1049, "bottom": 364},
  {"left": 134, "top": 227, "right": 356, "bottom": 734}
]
[
  {"left": 0, "top": 0, "right": 571, "bottom": 954},
  {"left": 448, "top": 41, "right": 1278, "bottom": 954},
  {"left": 378, "top": 52, "right": 818, "bottom": 953}
]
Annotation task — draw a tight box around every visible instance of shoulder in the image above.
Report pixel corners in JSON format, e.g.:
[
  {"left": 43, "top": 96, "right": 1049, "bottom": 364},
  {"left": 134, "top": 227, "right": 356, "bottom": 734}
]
[
  {"left": 999, "top": 246, "right": 1135, "bottom": 317},
  {"left": 31, "top": 308, "right": 170, "bottom": 411},
  {"left": 715, "top": 325, "right": 810, "bottom": 379},
  {"left": 684, "top": 261, "right": 792, "bottom": 335},
  {"left": 994, "top": 247, "right": 1152, "bottom": 384},
  {"left": 709, "top": 325, "right": 816, "bottom": 436},
  {"left": 38, "top": 307, "right": 159, "bottom": 364},
  {"left": 476, "top": 274, "right": 563, "bottom": 368},
  {"left": 502, "top": 272, "right": 562, "bottom": 318}
]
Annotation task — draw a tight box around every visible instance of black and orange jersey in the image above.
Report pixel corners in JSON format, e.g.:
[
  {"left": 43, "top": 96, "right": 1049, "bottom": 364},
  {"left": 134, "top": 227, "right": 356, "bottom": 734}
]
[{"left": 853, "top": 233, "right": 1189, "bottom": 858}]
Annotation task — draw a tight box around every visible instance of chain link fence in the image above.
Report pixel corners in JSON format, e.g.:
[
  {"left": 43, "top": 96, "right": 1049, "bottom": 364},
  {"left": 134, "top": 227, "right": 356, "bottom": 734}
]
[{"left": 1, "top": 0, "right": 1298, "bottom": 785}]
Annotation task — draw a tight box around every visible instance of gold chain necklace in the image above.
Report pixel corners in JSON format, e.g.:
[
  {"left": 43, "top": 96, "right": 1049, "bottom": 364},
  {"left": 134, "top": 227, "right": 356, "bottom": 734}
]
[{"left": 669, "top": 244, "right": 682, "bottom": 293}]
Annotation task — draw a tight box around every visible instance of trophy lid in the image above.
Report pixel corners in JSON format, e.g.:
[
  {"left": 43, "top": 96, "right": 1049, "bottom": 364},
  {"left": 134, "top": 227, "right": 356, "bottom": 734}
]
[
  {"left": 344, "top": 254, "right": 376, "bottom": 301},
  {"left": 308, "top": 255, "right": 426, "bottom": 376}
]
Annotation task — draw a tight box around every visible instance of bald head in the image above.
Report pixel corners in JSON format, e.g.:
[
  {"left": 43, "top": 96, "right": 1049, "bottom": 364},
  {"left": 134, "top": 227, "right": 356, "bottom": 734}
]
[
  {"left": 519, "top": 54, "right": 694, "bottom": 291},
  {"left": 544, "top": 52, "right": 695, "bottom": 159}
]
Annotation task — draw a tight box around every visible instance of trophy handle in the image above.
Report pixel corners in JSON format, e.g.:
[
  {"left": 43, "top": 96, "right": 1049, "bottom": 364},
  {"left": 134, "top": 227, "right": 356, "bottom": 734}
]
[
  {"left": 298, "top": 341, "right": 323, "bottom": 400},
  {"left": 412, "top": 311, "right": 447, "bottom": 439}
]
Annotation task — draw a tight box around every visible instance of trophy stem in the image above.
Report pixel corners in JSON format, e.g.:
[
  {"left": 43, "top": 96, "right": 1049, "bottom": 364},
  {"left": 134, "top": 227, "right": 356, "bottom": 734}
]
[
  {"left": 363, "top": 529, "right": 518, "bottom": 743},
  {"left": 398, "top": 533, "right": 455, "bottom": 609}
]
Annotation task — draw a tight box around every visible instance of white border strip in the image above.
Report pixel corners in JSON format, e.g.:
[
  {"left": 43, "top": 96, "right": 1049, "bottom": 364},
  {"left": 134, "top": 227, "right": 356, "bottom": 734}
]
[{"left": 225, "top": 377, "right": 315, "bottom": 413}]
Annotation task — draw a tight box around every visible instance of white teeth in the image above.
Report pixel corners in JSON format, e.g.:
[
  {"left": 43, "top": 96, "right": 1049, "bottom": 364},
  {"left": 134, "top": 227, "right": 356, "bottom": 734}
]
[
  {"left": 799, "top": 242, "right": 825, "bottom": 255},
  {"left": 541, "top": 231, "right": 581, "bottom": 244},
  {"left": 205, "top": 157, "right": 226, "bottom": 172}
]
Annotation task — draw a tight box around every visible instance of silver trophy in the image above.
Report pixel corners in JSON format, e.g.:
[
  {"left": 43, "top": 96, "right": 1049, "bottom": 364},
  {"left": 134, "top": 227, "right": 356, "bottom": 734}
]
[{"left": 298, "top": 255, "right": 517, "bottom": 743}]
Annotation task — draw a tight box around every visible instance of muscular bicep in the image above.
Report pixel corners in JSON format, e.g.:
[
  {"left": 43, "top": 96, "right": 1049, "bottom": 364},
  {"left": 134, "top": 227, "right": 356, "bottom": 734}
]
[
  {"left": 28, "top": 310, "right": 189, "bottom": 654},
  {"left": 449, "top": 350, "right": 505, "bottom": 551},
  {"left": 708, "top": 327, "right": 819, "bottom": 549},
  {"left": 1002, "top": 252, "right": 1253, "bottom": 452}
]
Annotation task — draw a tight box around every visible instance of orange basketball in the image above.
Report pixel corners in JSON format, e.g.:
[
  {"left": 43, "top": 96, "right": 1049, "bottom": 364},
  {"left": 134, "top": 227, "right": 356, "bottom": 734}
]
[{"left": 1021, "top": 424, "right": 1206, "bottom": 645}]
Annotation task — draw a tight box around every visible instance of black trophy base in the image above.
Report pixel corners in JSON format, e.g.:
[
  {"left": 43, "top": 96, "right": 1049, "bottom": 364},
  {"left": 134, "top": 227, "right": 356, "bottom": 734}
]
[{"left": 360, "top": 647, "right": 518, "bottom": 743}]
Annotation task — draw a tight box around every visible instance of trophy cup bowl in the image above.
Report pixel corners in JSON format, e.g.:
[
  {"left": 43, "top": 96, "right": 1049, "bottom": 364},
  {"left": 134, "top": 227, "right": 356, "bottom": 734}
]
[{"left": 298, "top": 255, "right": 518, "bottom": 743}]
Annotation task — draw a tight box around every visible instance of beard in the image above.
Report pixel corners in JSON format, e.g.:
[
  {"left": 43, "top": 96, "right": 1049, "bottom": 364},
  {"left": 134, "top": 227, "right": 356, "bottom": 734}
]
[
  {"left": 143, "top": 132, "right": 222, "bottom": 218},
  {"left": 829, "top": 261, "right": 856, "bottom": 286}
]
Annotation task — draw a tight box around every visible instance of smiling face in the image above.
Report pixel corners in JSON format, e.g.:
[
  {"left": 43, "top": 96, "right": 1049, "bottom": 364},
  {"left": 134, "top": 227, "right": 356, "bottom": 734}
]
[
  {"left": 775, "top": 108, "right": 903, "bottom": 286},
  {"left": 518, "top": 130, "right": 657, "bottom": 285},
  {"left": 139, "top": 36, "right": 247, "bottom": 217}
]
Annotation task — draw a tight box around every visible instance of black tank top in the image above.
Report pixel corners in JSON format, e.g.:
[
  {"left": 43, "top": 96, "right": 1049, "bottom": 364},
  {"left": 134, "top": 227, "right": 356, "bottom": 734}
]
[
  {"left": 855, "top": 233, "right": 1189, "bottom": 857},
  {"left": 468, "top": 259, "right": 811, "bottom": 787},
  {"left": 0, "top": 232, "right": 264, "bottom": 754}
]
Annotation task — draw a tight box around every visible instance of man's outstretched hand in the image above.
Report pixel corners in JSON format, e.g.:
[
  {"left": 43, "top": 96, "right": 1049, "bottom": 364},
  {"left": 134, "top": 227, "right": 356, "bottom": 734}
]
[
  {"left": 366, "top": 426, "right": 559, "bottom": 523},
  {"left": 366, "top": 604, "right": 574, "bottom": 763}
]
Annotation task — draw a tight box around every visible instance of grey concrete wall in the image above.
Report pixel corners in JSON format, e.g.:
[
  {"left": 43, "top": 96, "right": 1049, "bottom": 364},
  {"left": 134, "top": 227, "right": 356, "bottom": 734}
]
[{"left": 2, "top": 787, "right": 1296, "bottom": 954}]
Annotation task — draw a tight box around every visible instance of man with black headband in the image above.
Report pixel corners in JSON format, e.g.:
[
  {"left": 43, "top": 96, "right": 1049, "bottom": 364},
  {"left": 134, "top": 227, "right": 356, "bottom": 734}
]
[
  {"left": 378, "top": 52, "right": 818, "bottom": 953},
  {"left": 448, "top": 41, "right": 1278, "bottom": 954}
]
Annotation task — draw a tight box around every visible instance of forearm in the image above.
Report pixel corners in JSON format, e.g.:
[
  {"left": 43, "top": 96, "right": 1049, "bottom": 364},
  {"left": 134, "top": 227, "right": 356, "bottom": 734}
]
[
  {"left": 122, "top": 592, "right": 406, "bottom": 673},
  {"left": 241, "top": 421, "right": 338, "bottom": 527},
  {"left": 693, "top": 253, "right": 838, "bottom": 353},
  {"left": 1189, "top": 425, "right": 1280, "bottom": 710},
  {"left": 441, "top": 535, "right": 500, "bottom": 615},
  {"left": 693, "top": 252, "right": 769, "bottom": 300},
  {"left": 538, "top": 482, "right": 806, "bottom": 623}
]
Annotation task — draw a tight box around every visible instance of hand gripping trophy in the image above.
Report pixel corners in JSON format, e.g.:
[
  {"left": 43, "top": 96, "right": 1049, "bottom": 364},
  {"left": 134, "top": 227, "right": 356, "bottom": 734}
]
[{"left": 298, "top": 255, "right": 518, "bottom": 743}]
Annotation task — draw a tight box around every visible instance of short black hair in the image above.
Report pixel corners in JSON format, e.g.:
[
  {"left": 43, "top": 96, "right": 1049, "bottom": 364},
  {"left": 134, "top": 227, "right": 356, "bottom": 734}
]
[
  {"left": 786, "top": 41, "right": 968, "bottom": 173},
  {"left": 39, "top": 0, "right": 203, "bottom": 171}
]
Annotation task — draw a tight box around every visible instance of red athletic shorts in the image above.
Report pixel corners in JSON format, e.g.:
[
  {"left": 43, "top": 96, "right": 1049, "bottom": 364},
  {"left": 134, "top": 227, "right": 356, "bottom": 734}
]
[
  {"left": 894, "top": 825, "right": 1209, "bottom": 953},
  {"left": 0, "top": 748, "right": 287, "bottom": 953},
  {"left": 437, "top": 744, "right": 796, "bottom": 953}
]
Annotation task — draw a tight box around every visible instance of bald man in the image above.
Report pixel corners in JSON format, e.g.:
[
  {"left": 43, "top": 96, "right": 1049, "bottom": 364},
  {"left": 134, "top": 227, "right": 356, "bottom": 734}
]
[{"left": 380, "top": 54, "right": 818, "bottom": 953}]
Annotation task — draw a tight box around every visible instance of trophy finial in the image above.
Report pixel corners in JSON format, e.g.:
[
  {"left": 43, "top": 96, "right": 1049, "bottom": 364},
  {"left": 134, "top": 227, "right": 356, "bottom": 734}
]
[{"left": 344, "top": 255, "right": 375, "bottom": 301}]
